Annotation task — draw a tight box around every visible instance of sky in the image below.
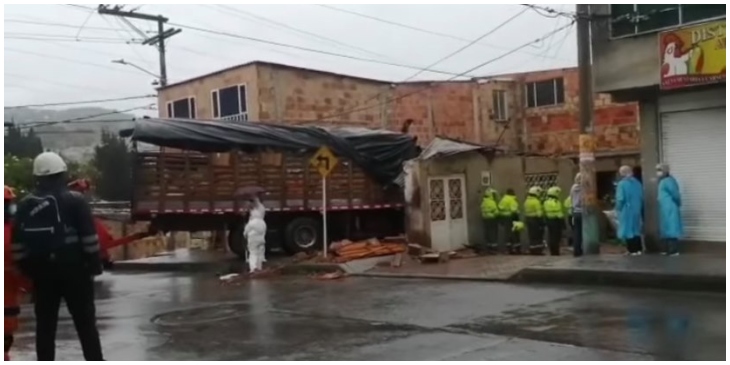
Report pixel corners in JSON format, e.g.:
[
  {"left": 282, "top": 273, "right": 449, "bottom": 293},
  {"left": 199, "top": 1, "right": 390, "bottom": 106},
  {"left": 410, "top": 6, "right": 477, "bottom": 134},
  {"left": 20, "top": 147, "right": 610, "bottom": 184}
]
[{"left": 4, "top": 4, "right": 578, "bottom": 114}]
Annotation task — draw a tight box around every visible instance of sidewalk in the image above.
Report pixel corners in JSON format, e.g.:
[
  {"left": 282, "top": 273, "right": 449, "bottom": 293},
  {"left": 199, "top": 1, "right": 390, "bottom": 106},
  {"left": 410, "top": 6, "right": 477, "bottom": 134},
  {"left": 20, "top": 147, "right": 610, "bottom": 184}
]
[{"left": 513, "top": 254, "right": 726, "bottom": 293}]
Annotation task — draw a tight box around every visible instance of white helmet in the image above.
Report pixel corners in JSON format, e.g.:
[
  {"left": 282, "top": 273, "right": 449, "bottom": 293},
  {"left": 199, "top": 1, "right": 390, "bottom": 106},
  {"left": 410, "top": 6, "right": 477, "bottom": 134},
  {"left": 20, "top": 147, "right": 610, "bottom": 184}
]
[{"left": 33, "top": 152, "right": 67, "bottom": 176}]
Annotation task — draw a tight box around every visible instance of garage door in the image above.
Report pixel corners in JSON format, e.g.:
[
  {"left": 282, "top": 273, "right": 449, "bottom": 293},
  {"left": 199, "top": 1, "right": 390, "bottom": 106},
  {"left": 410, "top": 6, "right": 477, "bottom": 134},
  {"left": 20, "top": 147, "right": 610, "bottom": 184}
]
[{"left": 661, "top": 107, "right": 726, "bottom": 242}]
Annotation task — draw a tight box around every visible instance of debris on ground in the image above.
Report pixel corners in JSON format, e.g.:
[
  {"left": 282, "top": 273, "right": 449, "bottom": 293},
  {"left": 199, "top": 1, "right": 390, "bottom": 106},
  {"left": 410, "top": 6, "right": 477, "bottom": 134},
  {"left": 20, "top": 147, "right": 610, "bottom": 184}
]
[
  {"left": 312, "top": 271, "right": 346, "bottom": 280},
  {"left": 328, "top": 238, "right": 407, "bottom": 263},
  {"left": 391, "top": 253, "right": 404, "bottom": 268}
]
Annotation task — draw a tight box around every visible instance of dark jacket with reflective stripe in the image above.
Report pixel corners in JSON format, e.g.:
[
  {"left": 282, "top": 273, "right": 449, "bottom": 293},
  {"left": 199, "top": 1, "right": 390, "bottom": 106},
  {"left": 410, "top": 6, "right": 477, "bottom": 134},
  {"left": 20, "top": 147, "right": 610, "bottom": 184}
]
[{"left": 11, "top": 188, "right": 101, "bottom": 278}]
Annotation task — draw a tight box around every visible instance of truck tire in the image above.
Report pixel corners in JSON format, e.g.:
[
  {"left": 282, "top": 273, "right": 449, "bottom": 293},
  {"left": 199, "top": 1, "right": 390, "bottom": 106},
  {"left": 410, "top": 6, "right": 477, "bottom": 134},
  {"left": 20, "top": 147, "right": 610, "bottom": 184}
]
[
  {"left": 228, "top": 222, "right": 247, "bottom": 259},
  {"left": 283, "top": 217, "right": 321, "bottom": 254}
]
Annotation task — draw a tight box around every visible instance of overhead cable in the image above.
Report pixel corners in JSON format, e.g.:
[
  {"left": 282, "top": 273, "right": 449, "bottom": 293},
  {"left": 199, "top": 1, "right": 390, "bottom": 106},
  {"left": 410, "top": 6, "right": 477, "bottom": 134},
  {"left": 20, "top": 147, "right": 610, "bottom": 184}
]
[{"left": 5, "top": 95, "right": 156, "bottom": 109}]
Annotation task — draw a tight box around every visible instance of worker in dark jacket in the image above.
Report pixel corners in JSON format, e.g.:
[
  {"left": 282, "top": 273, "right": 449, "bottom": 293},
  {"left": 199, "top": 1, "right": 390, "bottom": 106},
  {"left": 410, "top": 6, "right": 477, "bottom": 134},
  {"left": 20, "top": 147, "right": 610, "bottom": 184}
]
[
  {"left": 479, "top": 188, "right": 499, "bottom": 254},
  {"left": 11, "top": 152, "right": 104, "bottom": 361},
  {"left": 543, "top": 186, "right": 565, "bottom": 256},
  {"left": 524, "top": 186, "right": 545, "bottom": 255},
  {"left": 498, "top": 189, "right": 521, "bottom": 254}
]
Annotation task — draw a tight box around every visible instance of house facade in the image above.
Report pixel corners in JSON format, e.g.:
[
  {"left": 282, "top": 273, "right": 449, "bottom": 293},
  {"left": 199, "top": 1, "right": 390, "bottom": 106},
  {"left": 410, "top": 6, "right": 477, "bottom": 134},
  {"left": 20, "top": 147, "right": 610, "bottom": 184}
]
[{"left": 590, "top": 4, "right": 725, "bottom": 246}]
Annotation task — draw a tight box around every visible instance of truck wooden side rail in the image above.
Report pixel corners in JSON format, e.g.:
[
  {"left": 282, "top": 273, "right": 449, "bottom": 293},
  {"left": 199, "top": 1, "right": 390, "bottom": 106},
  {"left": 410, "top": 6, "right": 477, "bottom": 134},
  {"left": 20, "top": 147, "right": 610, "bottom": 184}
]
[{"left": 131, "top": 149, "right": 405, "bottom": 256}]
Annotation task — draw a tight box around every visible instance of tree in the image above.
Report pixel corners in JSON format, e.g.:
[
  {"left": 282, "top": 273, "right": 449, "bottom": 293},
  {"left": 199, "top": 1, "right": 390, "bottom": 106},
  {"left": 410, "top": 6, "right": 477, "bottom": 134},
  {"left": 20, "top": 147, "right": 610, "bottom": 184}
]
[
  {"left": 4, "top": 154, "right": 34, "bottom": 195},
  {"left": 92, "top": 130, "right": 132, "bottom": 201},
  {"left": 4, "top": 125, "right": 43, "bottom": 158}
]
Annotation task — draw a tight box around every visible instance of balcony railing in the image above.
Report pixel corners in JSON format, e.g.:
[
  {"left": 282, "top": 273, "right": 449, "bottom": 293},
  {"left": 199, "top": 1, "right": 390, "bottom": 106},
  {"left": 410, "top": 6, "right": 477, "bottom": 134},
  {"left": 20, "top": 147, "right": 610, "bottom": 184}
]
[{"left": 220, "top": 113, "right": 248, "bottom": 122}]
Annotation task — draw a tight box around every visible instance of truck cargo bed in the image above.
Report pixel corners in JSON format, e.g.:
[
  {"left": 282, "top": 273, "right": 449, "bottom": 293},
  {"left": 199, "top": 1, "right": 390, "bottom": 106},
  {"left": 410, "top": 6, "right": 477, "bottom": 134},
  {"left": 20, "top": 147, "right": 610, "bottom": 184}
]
[{"left": 133, "top": 150, "right": 404, "bottom": 215}]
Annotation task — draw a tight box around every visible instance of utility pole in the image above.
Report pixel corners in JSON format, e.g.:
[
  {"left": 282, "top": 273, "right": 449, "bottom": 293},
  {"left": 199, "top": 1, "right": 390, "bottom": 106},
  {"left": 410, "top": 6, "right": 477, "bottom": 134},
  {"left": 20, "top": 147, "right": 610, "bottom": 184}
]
[
  {"left": 576, "top": 4, "right": 599, "bottom": 255},
  {"left": 97, "top": 5, "right": 181, "bottom": 87}
]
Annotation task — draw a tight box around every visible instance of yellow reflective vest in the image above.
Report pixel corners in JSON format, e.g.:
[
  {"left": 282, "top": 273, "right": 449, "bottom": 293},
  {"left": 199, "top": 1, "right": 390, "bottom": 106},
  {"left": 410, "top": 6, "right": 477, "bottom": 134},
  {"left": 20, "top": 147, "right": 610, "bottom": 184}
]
[
  {"left": 544, "top": 197, "right": 564, "bottom": 219},
  {"left": 480, "top": 196, "right": 499, "bottom": 219},
  {"left": 498, "top": 195, "right": 519, "bottom": 218},
  {"left": 524, "top": 196, "right": 543, "bottom": 218}
]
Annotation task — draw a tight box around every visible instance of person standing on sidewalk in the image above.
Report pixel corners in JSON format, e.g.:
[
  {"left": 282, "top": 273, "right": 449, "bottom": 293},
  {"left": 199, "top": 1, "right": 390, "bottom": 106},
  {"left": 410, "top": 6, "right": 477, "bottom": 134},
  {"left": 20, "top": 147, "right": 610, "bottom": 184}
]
[
  {"left": 564, "top": 194, "right": 573, "bottom": 247},
  {"left": 524, "top": 186, "right": 545, "bottom": 255},
  {"left": 479, "top": 188, "right": 500, "bottom": 254},
  {"left": 570, "top": 173, "right": 583, "bottom": 257},
  {"left": 656, "top": 163, "right": 684, "bottom": 256},
  {"left": 498, "top": 189, "right": 521, "bottom": 254},
  {"left": 543, "top": 186, "right": 565, "bottom": 256},
  {"left": 615, "top": 165, "right": 644, "bottom": 255}
]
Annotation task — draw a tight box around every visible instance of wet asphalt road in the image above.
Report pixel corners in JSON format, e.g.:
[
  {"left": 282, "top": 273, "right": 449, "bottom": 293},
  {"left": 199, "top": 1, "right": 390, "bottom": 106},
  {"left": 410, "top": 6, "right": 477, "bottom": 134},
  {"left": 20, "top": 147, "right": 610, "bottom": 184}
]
[{"left": 11, "top": 272, "right": 726, "bottom": 361}]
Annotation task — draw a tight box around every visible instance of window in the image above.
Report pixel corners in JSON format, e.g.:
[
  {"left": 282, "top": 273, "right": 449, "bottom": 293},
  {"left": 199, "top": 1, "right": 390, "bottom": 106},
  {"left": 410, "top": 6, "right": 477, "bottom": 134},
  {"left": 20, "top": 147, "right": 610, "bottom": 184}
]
[
  {"left": 525, "top": 78, "right": 564, "bottom": 108},
  {"left": 212, "top": 84, "right": 248, "bottom": 121},
  {"left": 492, "top": 90, "right": 508, "bottom": 121},
  {"left": 166, "top": 97, "right": 196, "bottom": 119},
  {"left": 611, "top": 4, "right": 726, "bottom": 38}
]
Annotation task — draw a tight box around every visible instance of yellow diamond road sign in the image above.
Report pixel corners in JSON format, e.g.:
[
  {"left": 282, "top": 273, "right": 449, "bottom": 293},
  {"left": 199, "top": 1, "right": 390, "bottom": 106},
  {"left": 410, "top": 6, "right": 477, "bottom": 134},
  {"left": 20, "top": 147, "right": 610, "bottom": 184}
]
[{"left": 310, "top": 146, "right": 339, "bottom": 178}]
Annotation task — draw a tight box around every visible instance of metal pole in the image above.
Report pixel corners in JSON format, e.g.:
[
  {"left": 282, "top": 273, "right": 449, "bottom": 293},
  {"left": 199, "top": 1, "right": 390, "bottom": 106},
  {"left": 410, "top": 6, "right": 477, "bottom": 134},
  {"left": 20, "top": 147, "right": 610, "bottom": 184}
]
[
  {"left": 322, "top": 176, "right": 328, "bottom": 258},
  {"left": 157, "top": 19, "right": 168, "bottom": 87},
  {"left": 576, "top": 4, "right": 599, "bottom": 255}
]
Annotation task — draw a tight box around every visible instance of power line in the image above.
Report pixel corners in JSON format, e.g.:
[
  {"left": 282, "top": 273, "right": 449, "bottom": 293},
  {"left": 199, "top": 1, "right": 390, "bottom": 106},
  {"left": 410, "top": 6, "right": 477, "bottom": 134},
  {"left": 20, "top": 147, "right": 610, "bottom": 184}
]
[
  {"left": 4, "top": 18, "right": 127, "bottom": 32},
  {"left": 403, "top": 7, "right": 528, "bottom": 82},
  {"left": 5, "top": 47, "right": 149, "bottom": 77},
  {"left": 319, "top": 21, "right": 575, "bottom": 121},
  {"left": 5, "top": 95, "right": 156, "bottom": 109},
  {"left": 5, "top": 72, "right": 133, "bottom": 94},
  {"left": 18, "top": 104, "right": 154, "bottom": 129},
  {"left": 4, "top": 35, "right": 136, "bottom": 44},
  {"left": 317, "top": 5, "right": 572, "bottom": 62},
  {"left": 167, "top": 21, "right": 480, "bottom": 79},
  {"left": 4, "top": 32, "right": 142, "bottom": 42},
  {"left": 212, "top": 5, "right": 393, "bottom": 60}
]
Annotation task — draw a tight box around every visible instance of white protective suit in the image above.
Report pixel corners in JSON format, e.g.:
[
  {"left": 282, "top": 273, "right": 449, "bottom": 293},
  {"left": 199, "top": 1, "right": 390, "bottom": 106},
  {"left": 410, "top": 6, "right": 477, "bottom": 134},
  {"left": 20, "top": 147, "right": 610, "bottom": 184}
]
[{"left": 244, "top": 197, "right": 267, "bottom": 273}]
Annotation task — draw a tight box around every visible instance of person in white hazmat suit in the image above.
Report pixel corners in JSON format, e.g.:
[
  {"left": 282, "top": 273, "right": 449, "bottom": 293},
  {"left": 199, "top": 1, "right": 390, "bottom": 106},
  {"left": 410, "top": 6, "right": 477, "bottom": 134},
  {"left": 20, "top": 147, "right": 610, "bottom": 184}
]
[{"left": 244, "top": 195, "right": 267, "bottom": 273}]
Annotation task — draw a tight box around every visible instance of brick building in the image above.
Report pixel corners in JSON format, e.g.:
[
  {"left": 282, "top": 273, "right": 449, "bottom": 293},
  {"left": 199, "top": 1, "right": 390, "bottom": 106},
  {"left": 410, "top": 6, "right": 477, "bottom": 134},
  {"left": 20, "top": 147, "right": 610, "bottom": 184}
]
[{"left": 157, "top": 61, "right": 639, "bottom": 177}]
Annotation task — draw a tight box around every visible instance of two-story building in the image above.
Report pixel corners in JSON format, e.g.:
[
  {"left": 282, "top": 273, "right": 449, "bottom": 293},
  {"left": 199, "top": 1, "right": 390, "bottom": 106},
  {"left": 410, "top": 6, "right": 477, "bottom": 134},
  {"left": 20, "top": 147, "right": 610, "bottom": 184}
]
[
  {"left": 591, "top": 4, "right": 725, "bottom": 247},
  {"left": 157, "top": 61, "right": 640, "bottom": 201}
]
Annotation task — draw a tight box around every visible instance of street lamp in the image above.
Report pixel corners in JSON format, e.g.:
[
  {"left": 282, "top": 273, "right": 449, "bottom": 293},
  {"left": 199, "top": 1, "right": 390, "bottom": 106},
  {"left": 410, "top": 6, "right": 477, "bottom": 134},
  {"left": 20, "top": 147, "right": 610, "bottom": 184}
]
[{"left": 111, "top": 59, "right": 161, "bottom": 85}]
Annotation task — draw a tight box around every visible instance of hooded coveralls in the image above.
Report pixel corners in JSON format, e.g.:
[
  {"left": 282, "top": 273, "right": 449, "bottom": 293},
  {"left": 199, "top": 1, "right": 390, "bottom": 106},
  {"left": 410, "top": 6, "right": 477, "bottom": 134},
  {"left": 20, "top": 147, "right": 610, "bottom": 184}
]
[
  {"left": 658, "top": 175, "right": 684, "bottom": 254},
  {"left": 480, "top": 189, "right": 499, "bottom": 253},
  {"left": 244, "top": 197, "right": 267, "bottom": 273},
  {"left": 615, "top": 176, "right": 644, "bottom": 253}
]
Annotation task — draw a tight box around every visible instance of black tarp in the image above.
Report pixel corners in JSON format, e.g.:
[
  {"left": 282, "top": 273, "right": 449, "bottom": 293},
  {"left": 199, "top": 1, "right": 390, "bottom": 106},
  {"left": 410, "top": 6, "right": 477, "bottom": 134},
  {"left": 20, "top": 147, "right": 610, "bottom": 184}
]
[{"left": 120, "top": 118, "right": 419, "bottom": 184}]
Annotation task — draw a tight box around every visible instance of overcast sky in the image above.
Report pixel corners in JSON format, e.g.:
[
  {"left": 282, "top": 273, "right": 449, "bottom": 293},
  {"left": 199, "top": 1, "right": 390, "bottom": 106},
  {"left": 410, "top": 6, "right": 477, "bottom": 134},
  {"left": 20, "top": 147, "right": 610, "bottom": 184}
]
[{"left": 4, "top": 4, "right": 577, "bottom": 114}]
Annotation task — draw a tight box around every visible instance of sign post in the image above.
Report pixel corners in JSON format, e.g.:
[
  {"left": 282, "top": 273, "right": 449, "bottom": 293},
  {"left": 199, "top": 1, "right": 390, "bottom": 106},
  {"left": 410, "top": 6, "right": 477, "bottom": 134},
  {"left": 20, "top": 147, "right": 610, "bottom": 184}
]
[{"left": 309, "top": 146, "right": 339, "bottom": 258}]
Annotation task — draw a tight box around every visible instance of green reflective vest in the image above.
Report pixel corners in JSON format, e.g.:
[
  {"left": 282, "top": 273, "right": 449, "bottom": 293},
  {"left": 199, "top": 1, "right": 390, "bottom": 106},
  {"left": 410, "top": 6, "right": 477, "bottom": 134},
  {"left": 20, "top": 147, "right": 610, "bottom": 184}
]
[
  {"left": 544, "top": 197, "right": 564, "bottom": 219},
  {"left": 480, "top": 196, "right": 499, "bottom": 219},
  {"left": 524, "top": 196, "right": 543, "bottom": 218},
  {"left": 498, "top": 195, "right": 519, "bottom": 217}
]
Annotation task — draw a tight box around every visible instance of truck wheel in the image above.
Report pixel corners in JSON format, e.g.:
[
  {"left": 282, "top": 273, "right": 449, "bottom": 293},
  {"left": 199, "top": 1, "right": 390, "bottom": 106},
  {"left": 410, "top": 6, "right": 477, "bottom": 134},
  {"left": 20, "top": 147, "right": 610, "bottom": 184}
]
[
  {"left": 284, "top": 217, "right": 321, "bottom": 254},
  {"left": 228, "top": 222, "right": 247, "bottom": 259}
]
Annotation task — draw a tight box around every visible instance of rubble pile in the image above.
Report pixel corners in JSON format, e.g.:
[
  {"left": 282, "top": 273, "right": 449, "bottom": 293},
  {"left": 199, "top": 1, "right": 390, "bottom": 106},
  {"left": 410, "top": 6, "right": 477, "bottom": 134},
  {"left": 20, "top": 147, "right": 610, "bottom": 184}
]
[{"left": 328, "top": 237, "right": 407, "bottom": 263}]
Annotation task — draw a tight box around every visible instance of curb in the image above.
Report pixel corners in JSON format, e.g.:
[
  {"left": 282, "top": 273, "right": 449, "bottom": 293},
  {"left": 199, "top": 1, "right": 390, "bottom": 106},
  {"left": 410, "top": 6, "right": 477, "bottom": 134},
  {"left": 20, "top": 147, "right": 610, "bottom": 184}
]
[
  {"left": 511, "top": 267, "right": 726, "bottom": 293},
  {"left": 350, "top": 271, "right": 506, "bottom": 282}
]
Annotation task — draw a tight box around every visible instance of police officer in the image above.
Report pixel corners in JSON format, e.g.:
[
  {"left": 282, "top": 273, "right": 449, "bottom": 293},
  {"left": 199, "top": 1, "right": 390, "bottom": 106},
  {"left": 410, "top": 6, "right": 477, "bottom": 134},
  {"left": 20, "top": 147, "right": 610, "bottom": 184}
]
[
  {"left": 543, "top": 187, "right": 565, "bottom": 256},
  {"left": 11, "top": 152, "right": 104, "bottom": 361},
  {"left": 498, "top": 189, "right": 520, "bottom": 254},
  {"left": 524, "top": 186, "right": 545, "bottom": 255},
  {"left": 479, "top": 188, "right": 499, "bottom": 254}
]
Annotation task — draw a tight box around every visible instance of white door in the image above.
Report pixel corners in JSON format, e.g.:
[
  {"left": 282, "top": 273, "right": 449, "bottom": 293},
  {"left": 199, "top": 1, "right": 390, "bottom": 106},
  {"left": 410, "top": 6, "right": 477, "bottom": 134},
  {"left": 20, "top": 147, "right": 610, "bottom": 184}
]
[
  {"left": 661, "top": 107, "right": 726, "bottom": 242},
  {"left": 428, "top": 175, "right": 468, "bottom": 251}
]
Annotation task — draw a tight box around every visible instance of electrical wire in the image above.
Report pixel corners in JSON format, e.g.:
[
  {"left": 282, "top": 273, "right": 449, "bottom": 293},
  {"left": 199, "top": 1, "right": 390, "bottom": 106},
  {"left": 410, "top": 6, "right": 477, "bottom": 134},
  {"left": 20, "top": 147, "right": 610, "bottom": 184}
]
[
  {"left": 4, "top": 32, "right": 142, "bottom": 42},
  {"left": 317, "top": 4, "right": 573, "bottom": 62},
  {"left": 5, "top": 72, "right": 132, "bottom": 94},
  {"left": 4, "top": 36, "right": 135, "bottom": 44},
  {"left": 18, "top": 104, "right": 154, "bottom": 129},
  {"left": 5, "top": 95, "right": 156, "bottom": 109},
  {"left": 318, "top": 22, "right": 575, "bottom": 121},
  {"left": 5, "top": 47, "right": 149, "bottom": 77},
  {"left": 403, "top": 7, "right": 529, "bottom": 82},
  {"left": 167, "top": 21, "right": 480, "bottom": 78},
  {"left": 212, "top": 5, "right": 393, "bottom": 61},
  {"left": 4, "top": 19, "right": 127, "bottom": 32}
]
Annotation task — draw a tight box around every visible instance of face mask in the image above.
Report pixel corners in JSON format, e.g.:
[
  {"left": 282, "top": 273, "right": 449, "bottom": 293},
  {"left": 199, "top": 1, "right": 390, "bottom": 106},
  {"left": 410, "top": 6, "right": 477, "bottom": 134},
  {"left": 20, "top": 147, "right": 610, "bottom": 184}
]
[{"left": 656, "top": 171, "right": 664, "bottom": 178}]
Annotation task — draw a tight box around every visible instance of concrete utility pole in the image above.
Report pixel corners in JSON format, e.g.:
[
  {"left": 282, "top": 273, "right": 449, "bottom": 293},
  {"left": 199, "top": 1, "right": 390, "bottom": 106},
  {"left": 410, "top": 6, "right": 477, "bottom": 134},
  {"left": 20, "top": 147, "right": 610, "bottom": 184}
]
[
  {"left": 575, "top": 4, "right": 600, "bottom": 255},
  {"left": 98, "top": 4, "right": 181, "bottom": 87}
]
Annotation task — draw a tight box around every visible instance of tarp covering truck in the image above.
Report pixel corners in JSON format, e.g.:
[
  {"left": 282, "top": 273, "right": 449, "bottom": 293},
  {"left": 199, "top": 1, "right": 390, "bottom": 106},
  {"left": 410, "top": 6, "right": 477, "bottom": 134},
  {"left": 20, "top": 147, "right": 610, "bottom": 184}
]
[{"left": 121, "top": 118, "right": 419, "bottom": 258}]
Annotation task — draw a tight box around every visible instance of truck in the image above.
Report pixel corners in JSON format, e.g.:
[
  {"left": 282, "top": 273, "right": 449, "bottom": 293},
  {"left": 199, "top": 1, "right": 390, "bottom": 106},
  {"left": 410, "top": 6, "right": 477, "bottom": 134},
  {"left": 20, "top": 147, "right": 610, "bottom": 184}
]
[{"left": 122, "top": 117, "right": 419, "bottom": 258}]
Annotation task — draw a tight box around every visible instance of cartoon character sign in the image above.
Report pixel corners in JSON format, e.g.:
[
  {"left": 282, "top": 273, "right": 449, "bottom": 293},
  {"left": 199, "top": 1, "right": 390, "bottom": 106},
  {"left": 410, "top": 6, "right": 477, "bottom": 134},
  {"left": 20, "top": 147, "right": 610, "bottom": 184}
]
[
  {"left": 660, "top": 20, "right": 726, "bottom": 90},
  {"left": 661, "top": 33, "right": 698, "bottom": 77}
]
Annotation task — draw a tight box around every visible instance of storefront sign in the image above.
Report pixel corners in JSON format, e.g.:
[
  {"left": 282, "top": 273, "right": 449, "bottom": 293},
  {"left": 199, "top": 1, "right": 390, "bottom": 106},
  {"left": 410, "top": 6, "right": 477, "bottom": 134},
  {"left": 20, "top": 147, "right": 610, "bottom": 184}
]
[{"left": 660, "top": 20, "right": 726, "bottom": 90}]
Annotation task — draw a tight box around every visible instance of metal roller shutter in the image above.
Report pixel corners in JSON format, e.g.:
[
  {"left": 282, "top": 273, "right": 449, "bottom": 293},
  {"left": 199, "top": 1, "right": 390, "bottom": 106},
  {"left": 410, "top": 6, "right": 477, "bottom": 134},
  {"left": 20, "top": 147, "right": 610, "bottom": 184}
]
[{"left": 660, "top": 107, "right": 726, "bottom": 242}]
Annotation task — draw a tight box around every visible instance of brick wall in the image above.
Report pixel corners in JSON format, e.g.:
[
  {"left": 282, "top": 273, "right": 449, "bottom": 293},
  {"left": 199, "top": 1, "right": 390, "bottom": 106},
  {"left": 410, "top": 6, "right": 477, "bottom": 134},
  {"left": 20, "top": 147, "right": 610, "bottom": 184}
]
[{"left": 256, "top": 63, "right": 392, "bottom": 128}]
